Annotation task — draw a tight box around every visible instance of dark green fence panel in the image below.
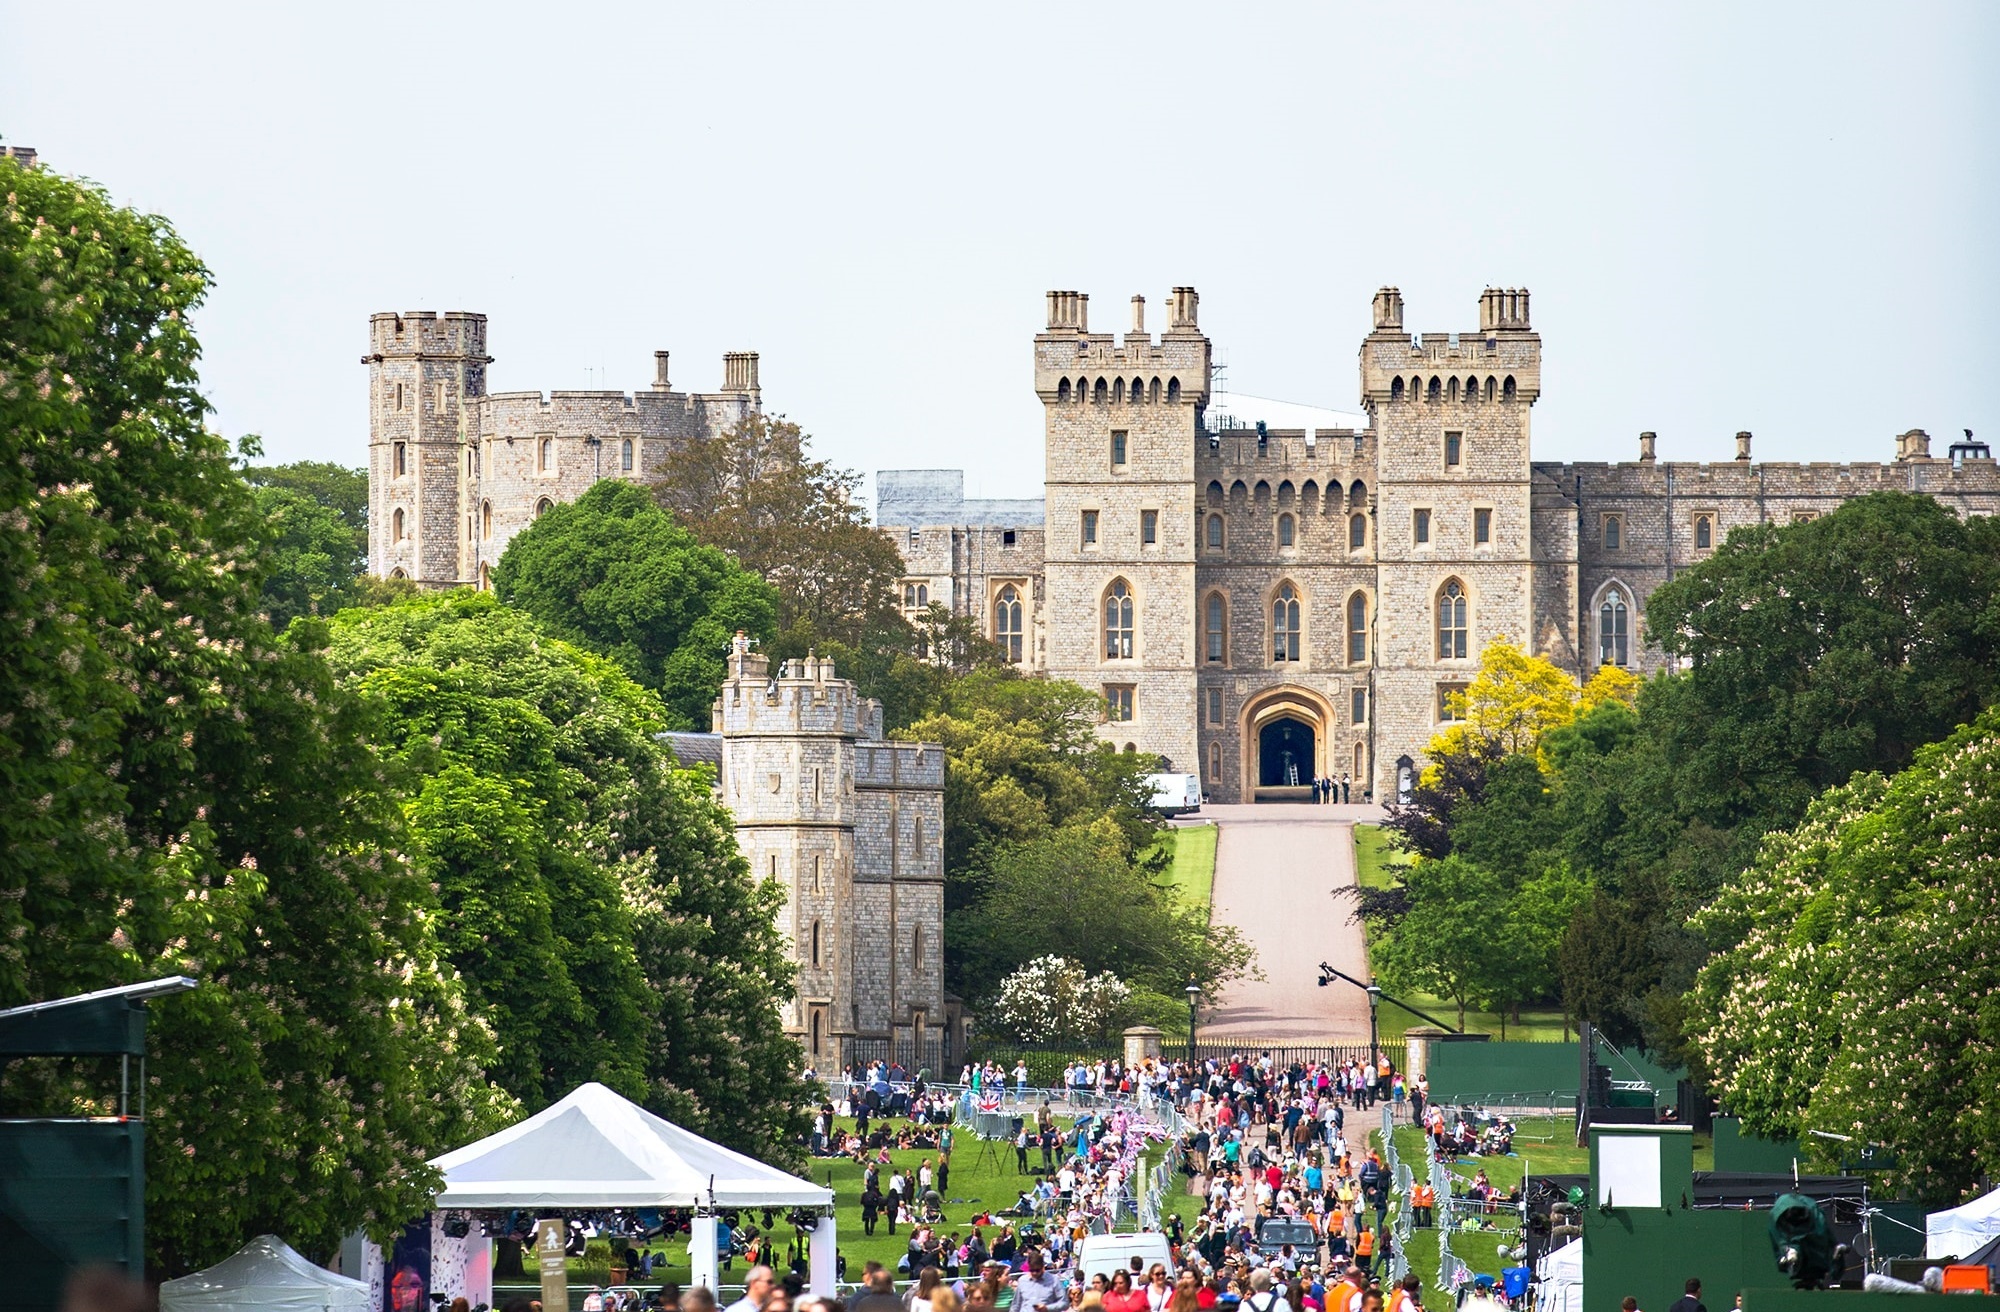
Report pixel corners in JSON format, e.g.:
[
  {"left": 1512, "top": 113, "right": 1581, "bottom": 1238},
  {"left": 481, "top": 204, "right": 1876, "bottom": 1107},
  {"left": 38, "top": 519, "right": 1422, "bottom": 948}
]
[
  {"left": 1426, "top": 1040, "right": 1580, "bottom": 1101},
  {"left": 0, "top": 1119, "right": 145, "bottom": 1312}
]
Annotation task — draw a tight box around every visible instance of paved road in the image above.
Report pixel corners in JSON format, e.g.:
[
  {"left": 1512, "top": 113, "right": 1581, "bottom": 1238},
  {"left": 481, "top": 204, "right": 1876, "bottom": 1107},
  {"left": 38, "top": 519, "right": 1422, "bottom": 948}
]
[{"left": 1189, "top": 802, "right": 1383, "bottom": 1043}]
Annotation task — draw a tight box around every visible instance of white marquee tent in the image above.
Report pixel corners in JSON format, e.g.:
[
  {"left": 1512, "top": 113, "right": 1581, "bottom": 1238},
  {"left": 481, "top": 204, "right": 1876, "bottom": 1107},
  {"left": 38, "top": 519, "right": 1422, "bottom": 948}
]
[
  {"left": 1534, "top": 1238, "right": 1583, "bottom": 1312},
  {"left": 159, "top": 1235, "right": 370, "bottom": 1312},
  {"left": 1928, "top": 1184, "right": 2000, "bottom": 1259},
  {"left": 430, "top": 1082, "right": 835, "bottom": 1291}
]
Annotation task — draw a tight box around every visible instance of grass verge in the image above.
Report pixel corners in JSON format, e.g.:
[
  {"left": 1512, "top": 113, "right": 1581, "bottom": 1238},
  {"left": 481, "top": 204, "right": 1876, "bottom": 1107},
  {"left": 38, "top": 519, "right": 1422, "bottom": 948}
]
[{"left": 1155, "top": 823, "right": 1218, "bottom": 913}]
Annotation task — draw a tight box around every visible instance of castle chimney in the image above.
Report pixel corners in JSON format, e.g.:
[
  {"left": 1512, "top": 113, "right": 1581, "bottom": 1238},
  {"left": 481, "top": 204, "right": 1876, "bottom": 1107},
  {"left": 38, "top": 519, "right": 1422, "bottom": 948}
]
[
  {"left": 1168, "top": 286, "right": 1199, "bottom": 332},
  {"left": 723, "top": 351, "right": 760, "bottom": 395},
  {"left": 652, "top": 351, "right": 671, "bottom": 390},
  {"left": 1046, "top": 291, "right": 1064, "bottom": 331},
  {"left": 1638, "top": 431, "right": 1657, "bottom": 463},
  {"left": 1897, "top": 428, "right": 1932, "bottom": 462},
  {"left": 1734, "top": 430, "right": 1752, "bottom": 461},
  {"left": 1131, "top": 295, "right": 1146, "bottom": 335},
  {"left": 1076, "top": 293, "right": 1089, "bottom": 333},
  {"left": 2, "top": 146, "right": 38, "bottom": 170},
  {"left": 1374, "top": 287, "right": 1405, "bottom": 332}
]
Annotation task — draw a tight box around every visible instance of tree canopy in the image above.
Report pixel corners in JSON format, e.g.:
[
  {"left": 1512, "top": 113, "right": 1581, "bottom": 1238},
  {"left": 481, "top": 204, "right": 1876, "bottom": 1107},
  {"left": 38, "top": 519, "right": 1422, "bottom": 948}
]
[
  {"left": 653, "top": 412, "right": 908, "bottom": 654},
  {"left": 325, "top": 591, "right": 809, "bottom": 1161},
  {"left": 491, "top": 479, "right": 778, "bottom": 728},
  {"left": 0, "top": 154, "right": 508, "bottom": 1273},
  {"left": 1687, "top": 706, "right": 2000, "bottom": 1206},
  {"left": 243, "top": 460, "right": 372, "bottom": 627}
]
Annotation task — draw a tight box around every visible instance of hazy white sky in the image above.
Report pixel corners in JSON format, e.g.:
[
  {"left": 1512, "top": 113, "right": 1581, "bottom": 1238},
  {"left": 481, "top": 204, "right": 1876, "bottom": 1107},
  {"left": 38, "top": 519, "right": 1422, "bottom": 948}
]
[{"left": 5, "top": 3, "right": 1995, "bottom": 503}]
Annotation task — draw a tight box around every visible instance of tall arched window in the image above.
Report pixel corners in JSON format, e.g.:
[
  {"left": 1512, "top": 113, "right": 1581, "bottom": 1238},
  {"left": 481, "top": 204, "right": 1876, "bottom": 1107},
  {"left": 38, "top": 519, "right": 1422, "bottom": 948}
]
[
  {"left": 994, "top": 585, "right": 1023, "bottom": 663},
  {"left": 1271, "top": 584, "right": 1301, "bottom": 663},
  {"left": 913, "top": 924, "right": 926, "bottom": 963},
  {"left": 1205, "top": 592, "right": 1227, "bottom": 665},
  {"left": 1167, "top": 377, "right": 1181, "bottom": 403},
  {"left": 1347, "top": 592, "right": 1369, "bottom": 664},
  {"left": 1599, "top": 591, "right": 1630, "bottom": 667},
  {"left": 1694, "top": 514, "right": 1714, "bottom": 550},
  {"left": 1390, "top": 377, "right": 1404, "bottom": 401},
  {"left": 480, "top": 501, "right": 492, "bottom": 539},
  {"left": 1103, "top": 579, "right": 1135, "bottom": 659},
  {"left": 538, "top": 436, "right": 553, "bottom": 472},
  {"left": 1349, "top": 513, "right": 1367, "bottom": 550},
  {"left": 1503, "top": 375, "right": 1518, "bottom": 400},
  {"left": 1058, "top": 378, "right": 1071, "bottom": 402},
  {"left": 811, "top": 920, "right": 821, "bottom": 967},
  {"left": 1349, "top": 479, "right": 1367, "bottom": 508},
  {"left": 535, "top": 497, "right": 553, "bottom": 518},
  {"left": 391, "top": 507, "right": 405, "bottom": 541},
  {"left": 1206, "top": 514, "right": 1224, "bottom": 549},
  {"left": 620, "top": 438, "right": 634, "bottom": 471},
  {"left": 1437, "top": 579, "right": 1469, "bottom": 660},
  {"left": 1093, "top": 377, "right": 1108, "bottom": 403},
  {"left": 1278, "top": 513, "right": 1296, "bottom": 547}
]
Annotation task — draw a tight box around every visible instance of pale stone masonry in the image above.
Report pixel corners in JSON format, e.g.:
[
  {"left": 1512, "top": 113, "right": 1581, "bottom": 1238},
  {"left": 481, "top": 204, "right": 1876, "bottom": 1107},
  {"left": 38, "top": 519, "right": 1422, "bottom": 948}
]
[
  {"left": 663, "top": 636, "right": 952, "bottom": 1071},
  {"left": 364, "top": 311, "right": 760, "bottom": 588},
  {"left": 878, "top": 286, "right": 2000, "bottom": 805}
]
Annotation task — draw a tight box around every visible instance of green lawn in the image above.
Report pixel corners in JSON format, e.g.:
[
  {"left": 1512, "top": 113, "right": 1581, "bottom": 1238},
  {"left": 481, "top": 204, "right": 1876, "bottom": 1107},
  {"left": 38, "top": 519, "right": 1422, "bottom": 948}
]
[
  {"left": 1351, "top": 825, "right": 1570, "bottom": 1043},
  {"left": 563, "top": 1117, "right": 1158, "bottom": 1291},
  {"left": 1155, "top": 823, "right": 1218, "bottom": 913}
]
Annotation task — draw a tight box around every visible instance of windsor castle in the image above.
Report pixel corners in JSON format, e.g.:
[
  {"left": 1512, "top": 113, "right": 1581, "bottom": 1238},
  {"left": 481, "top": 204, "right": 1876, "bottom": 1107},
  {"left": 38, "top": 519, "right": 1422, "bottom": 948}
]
[{"left": 364, "top": 286, "right": 1997, "bottom": 1060}]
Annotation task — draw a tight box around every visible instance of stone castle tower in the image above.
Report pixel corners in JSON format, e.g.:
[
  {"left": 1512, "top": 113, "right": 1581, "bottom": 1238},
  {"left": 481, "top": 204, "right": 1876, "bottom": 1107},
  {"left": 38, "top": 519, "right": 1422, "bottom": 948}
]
[
  {"left": 1036, "top": 289, "right": 1210, "bottom": 770},
  {"left": 710, "top": 635, "right": 948, "bottom": 1069},
  {"left": 1364, "top": 288, "right": 1542, "bottom": 798},
  {"left": 365, "top": 310, "right": 760, "bottom": 587},
  {"left": 878, "top": 284, "right": 2000, "bottom": 805}
]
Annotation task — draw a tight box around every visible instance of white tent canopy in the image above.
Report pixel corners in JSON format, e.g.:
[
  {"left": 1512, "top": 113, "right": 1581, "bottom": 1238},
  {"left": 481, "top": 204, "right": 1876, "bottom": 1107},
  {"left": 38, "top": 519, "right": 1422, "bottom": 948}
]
[
  {"left": 1928, "top": 1184, "right": 2000, "bottom": 1259},
  {"left": 1535, "top": 1238, "right": 1582, "bottom": 1312},
  {"left": 430, "top": 1081, "right": 833, "bottom": 1210},
  {"left": 159, "top": 1235, "right": 369, "bottom": 1312}
]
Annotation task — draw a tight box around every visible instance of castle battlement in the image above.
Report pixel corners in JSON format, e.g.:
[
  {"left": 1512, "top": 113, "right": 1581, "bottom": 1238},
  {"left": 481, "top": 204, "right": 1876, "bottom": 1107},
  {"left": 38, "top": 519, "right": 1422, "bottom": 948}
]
[
  {"left": 1035, "top": 288, "right": 1211, "bottom": 402},
  {"left": 856, "top": 741, "right": 944, "bottom": 791},
  {"left": 365, "top": 310, "right": 489, "bottom": 360},
  {"left": 1201, "top": 428, "right": 1374, "bottom": 472}
]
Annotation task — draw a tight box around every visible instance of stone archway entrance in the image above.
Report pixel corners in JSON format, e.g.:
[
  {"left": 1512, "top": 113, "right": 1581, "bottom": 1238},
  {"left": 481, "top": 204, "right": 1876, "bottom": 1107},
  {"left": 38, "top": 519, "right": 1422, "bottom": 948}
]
[
  {"left": 1240, "top": 686, "right": 1334, "bottom": 803},
  {"left": 1258, "top": 717, "right": 1315, "bottom": 788}
]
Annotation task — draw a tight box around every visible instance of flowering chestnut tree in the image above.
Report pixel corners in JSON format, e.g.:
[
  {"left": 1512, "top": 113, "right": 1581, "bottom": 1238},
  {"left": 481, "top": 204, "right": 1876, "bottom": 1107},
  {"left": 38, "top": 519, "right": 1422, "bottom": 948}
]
[
  {"left": 989, "top": 955, "right": 1133, "bottom": 1045},
  {"left": 1688, "top": 706, "right": 2000, "bottom": 1206}
]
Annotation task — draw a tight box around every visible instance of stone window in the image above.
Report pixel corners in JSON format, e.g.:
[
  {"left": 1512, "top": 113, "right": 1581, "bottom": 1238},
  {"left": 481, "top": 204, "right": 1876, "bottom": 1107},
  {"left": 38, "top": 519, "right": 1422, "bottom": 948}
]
[
  {"left": 1349, "top": 513, "right": 1368, "bottom": 551},
  {"left": 1271, "top": 583, "right": 1301, "bottom": 663},
  {"left": 1002, "top": 529, "right": 1017, "bottom": 547},
  {"left": 535, "top": 497, "right": 553, "bottom": 518},
  {"left": 810, "top": 920, "right": 821, "bottom": 967},
  {"left": 1081, "top": 509, "right": 1098, "bottom": 547},
  {"left": 913, "top": 923, "right": 926, "bottom": 964},
  {"left": 538, "top": 437, "right": 553, "bottom": 473},
  {"left": 1102, "top": 579, "right": 1134, "bottom": 659},
  {"left": 902, "top": 581, "right": 929, "bottom": 611},
  {"left": 1207, "top": 688, "right": 1223, "bottom": 725},
  {"left": 1206, "top": 514, "right": 1225, "bottom": 550},
  {"left": 1599, "top": 590, "right": 1631, "bottom": 667},
  {"left": 620, "top": 438, "right": 634, "bottom": 472},
  {"left": 1278, "top": 513, "right": 1295, "bottom": 548},
  {"left": 1346, "top": 591, "right": 1369, "bottom": 664},
  {"left": 481, "top": 502, "right": 492, "bottom": 539},
  {"left": 1438, "top": 682, "right": 1470, "bottom": 722},
  {"left": 994, "top": 585, "right": 1024, "bottom": 663},
  {"left": 1168, "top": 377, "right": 1181, "bottom": 403},
  {"left": 391, "top": 507, "right": 405, "bottom": 542},
  {"left": 1444, "top": 431, "right": 1463, "bottom": 468},
  {"left": 1351, "top": 686, "right": 1368, "bottom": 724},
  {"left": 1103, "top": 684, "right": 1135, "bottom": 722},
  {"left": 813, "top": 856, "right": 823, "bottom": 894},
  {"left": 1437, "top": 578, "right": 1469, "bottom": 660},
  {"left": 1208, "top": 742, "right": 1222, "bottom": 780},
  {"left": 435, "top": 381, "right": 450, "bottom": 413},
  {"left": 1204, "top": 592, "right": 1227, "bottom": 665},
  {"left": 392, "top": 442, "right": 407, "bottom": 477},
  {"left": 1603, "top": 514, "right": 1622, "bottom": 551},
  {"left": 1390, "top": 376, "right": 1405, "bottom": 402},
  {"left": 1474, "top": 507, "right": 1493, "bottom": 546},
  {"left": 1354, "top": 743, "right": 1367, "bottom": 778},
  {"left": 1058, "top": 378, "right": 1071, "bottom": 402},
  {"left": 1141, "top": 509, "right": 1158, "bottom": 545},
  {"left": 1792, "top": 511, "right": 1818, "bottom": 524},
  {"left": 1111, "top": 431, "right": 1127, "bottom": 467},
  {"left": 810, "top": 1008, "right": 824, "bottom": 1057},
  {"left": 1694, "top": 513, "right": 1715, "bottom": 551},
  {"left": 393, "top": 382, "right": 406, "bottom": 411},
  {"left": 1413, "top": 508, "right": 1432, "bottom": 546}
]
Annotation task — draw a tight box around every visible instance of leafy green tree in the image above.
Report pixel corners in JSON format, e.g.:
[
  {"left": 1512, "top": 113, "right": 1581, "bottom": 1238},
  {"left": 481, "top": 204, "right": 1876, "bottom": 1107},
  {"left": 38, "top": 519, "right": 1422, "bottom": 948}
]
[
  {"left": 325, "top": 592, "right": 808, "bottom": 1161},
  {"left": 953, "top": 821, "right": 1256, "bottom": 1027},
  {"left": 245, "top": 459, "right": 369, "bottom": 534},
  {"left": 0, "top": 153, "right": 507, "bottom": 1272},
  {"left": 1369, "top": 855, "right": 1509, "bottom": 1031},
  {"left": 654, "top": 412, "right": 908, "bottom": 654},
  {"left": 250, "top": 484, "right": 367, "bottom": 627},
  {"left": 491, "top": 479, "right": 778, "bottom": 727},
  {"left": 1687, "top": 706, "right": 2000, "bottom": 1205}
]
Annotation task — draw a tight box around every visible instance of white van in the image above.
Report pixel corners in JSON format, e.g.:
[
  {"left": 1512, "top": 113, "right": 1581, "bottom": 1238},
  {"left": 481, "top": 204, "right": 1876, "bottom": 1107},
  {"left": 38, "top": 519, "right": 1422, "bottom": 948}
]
[
  {"left": 1074, "top": 1231, "right": 1176, "bottom": 1282},
  {"left": 1145, "top": 773, "right": 1202, "bottom": 818}
]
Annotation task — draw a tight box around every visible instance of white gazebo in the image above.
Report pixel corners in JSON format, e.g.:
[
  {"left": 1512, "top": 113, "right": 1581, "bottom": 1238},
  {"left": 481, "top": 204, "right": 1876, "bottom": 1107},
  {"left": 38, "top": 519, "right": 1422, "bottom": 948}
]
[
  {"left": 431, "top": 1082, "right": 836, "bottom": 1292},
  {"left": 1929, "top": 1184, "right": 2000, "bottom": 1259},
  {"left": 1534, "top": 1238, "right": 1582, "bottom": 1312},
  {"left": 159, "top": 1235, "right": 370, "bottom": 1312}
]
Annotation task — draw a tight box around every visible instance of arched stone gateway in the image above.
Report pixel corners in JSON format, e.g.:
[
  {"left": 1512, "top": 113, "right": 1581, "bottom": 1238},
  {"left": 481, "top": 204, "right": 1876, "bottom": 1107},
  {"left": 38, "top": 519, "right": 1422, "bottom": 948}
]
[{"left": 1240, "top": 685, "right": 1335, "bottom": 803}]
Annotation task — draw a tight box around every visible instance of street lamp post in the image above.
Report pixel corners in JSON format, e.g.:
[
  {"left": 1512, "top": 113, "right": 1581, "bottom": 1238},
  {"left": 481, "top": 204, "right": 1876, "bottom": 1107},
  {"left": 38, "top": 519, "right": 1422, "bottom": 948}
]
[
  {"left": 1184, "top": 975, "right": 1201, "bottom": 1066},
  {"left": 1366, "top": 984, "right": 1382, "bottom": 1068}
]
